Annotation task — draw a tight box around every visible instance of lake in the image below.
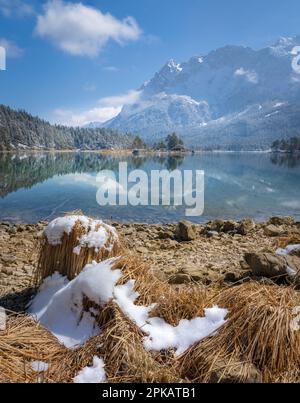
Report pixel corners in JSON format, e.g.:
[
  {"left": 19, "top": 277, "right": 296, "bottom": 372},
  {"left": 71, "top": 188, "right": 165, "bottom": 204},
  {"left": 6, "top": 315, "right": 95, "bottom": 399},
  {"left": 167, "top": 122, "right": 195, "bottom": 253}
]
[{"left": 0, "top": 151, "right": 300, "bottom": 223}]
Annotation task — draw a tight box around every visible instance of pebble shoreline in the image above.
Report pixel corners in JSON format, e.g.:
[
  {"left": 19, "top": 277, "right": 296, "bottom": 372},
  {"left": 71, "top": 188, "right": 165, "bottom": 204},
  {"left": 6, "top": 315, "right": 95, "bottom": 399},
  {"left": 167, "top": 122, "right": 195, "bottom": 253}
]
[{"left": 0, "top": 217, "right": 299, "bottom": 311}]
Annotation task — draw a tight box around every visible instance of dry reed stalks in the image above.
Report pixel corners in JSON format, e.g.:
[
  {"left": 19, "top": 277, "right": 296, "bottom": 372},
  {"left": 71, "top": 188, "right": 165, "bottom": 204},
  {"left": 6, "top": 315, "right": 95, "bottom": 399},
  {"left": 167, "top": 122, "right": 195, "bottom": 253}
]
[
  {"left": 0, "top": 313, "right": 66, "bottom": 383},
  {"left": 0, "top": 312, "right": 107, "bottom": 383},
  {"left": 83, "top": 305, "right": 183, "bottom": 383},
  {"left": 111, "top": 255, "right": 217, "bottom": 326},
  {"left": 179, "top": 282, "right": 300, "bottom": 382},
  {"left": 36, "top": 214, "right": 122, "bottom": 283}
]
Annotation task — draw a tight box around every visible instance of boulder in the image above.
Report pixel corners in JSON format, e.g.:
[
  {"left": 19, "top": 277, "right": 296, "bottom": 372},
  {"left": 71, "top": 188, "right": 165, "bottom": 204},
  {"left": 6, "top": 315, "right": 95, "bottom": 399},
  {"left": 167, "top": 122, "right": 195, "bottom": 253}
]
[
  {"left": 181, "top": 266, "right": 203, "bottom": 282},
  {"left": 168, "top": 273, "right": 191, "bottom": 285},
  {"left": 209, "top": 358, "right": 262, "bottom": 384},
  {"left": 209, "top": 220, "right": 225, "bottom": 232},
  {"left": 222, "top": 220, "right": 238, "bottom": 233},
  {"left": 207, "top": 231, "right": 219, "bottom": 238},
  {"left": 175, "top": 221, "right": 197, "bottom": 241},
  {"left": 158, "top": 230, "right": 174, "bottom": 240},
  {"left": 237, "top": 218, "right": 256, "bottom": 235},
  {"left": 7, "top": 227, "right": 17, "bottom": 235},
  {"left": 268, "top": 216, "right": 294, "bottom": 226},
  {"left": 240, "top": 260, "right": 251, "bottom": 271},
  {"left": 224, "top": 272, "right": 237, "bottom": 283},
  {"left": 244, "top": 253, "right": 288, "bottom": 278},
  {"left": 264, "top": 224, "right": 285, "bottom": 237},
  {"left": 207, "top": 219, "right": 239, "bottom": 234}
]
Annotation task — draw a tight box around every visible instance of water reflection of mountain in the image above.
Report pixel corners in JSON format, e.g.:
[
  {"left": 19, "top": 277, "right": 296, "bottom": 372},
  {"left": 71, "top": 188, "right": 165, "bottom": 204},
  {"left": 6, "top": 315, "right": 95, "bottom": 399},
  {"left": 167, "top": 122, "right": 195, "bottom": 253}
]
[
  {"left": 0, "top": 153, "right": 185, "bottom": 198},
  {"left": 270, "top": 153, "right": 300, "bottom": 168}
]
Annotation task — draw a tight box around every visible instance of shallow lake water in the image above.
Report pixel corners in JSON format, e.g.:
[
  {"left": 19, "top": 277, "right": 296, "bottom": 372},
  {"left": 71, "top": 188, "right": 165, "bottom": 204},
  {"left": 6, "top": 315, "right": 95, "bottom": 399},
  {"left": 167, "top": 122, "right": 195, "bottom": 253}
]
[{"left": 0, "top": 151, "right": 300, "bottom": 223}]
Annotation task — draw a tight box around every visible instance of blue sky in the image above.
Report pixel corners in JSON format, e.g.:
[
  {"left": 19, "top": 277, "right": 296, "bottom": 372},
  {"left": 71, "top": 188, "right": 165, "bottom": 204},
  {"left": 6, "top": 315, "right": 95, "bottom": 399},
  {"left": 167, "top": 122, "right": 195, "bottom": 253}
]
[{"left": 1, "top": 0, "right": 300, "bottom": 126}]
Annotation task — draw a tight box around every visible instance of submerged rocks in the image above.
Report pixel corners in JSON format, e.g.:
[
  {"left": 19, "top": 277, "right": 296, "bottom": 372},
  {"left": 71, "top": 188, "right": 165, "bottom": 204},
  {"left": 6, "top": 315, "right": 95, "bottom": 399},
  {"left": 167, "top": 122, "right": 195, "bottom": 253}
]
[
  {"left": 175, "top": 221, "right": 197, "bottom": 242},
  {"left": 244, "top": 253, "right": 288, "bottom": 278}
]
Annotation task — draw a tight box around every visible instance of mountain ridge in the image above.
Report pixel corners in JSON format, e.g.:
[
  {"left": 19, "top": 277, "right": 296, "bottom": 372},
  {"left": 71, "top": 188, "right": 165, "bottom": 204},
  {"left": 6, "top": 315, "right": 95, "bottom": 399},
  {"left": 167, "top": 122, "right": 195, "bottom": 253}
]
[{"left": 101, "top": 36, "right": 300, "bottom": 149}]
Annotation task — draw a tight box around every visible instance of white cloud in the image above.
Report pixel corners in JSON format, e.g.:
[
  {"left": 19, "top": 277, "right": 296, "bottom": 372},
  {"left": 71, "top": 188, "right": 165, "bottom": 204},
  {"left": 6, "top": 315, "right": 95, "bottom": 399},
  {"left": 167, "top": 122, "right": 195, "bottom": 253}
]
[
  {"left": 54, "top": 106, "right": 122, "bottom": 127},
  {"left": 98, "top": 90, "right": 141, "bottom": 107},
  {"left": 53, "top": 89, "right": 141, "bottom": 126},
  {"left": 0, "top": 0, "right": 34, "bottom": 17},
  {"left": 234, "top": 67, "right": 258, "bottom": 84},
  {"left": 0, "top": 38, "right": 23, "bottom": 57},
  {"left": 35, "top": 0, "right": 142, "bottom": 57}
]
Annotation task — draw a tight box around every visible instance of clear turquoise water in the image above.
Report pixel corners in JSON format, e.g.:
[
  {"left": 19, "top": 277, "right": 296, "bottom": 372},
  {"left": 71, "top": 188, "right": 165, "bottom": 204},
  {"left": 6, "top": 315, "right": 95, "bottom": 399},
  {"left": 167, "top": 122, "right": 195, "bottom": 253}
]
[{"left": 0, "top": 152, "right": 300, "bottom": 223}]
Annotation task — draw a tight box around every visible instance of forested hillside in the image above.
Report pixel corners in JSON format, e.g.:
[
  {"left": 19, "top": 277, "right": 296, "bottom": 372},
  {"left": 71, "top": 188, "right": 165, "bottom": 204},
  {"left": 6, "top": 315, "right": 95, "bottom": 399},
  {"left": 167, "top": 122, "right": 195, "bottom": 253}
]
[{"left": 0, "top": 105, "right": 133, "bottom": 151}]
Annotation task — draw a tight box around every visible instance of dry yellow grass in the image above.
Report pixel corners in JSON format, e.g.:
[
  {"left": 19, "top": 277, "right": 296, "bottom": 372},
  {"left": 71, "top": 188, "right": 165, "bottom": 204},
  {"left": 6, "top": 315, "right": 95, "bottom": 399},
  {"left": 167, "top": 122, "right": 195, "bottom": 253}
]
[
  {"left": 36, "top": 214, "right": 122, "bottom": 283},
  {"left": 2, "top": 214, "right": 300, "bottom": 383},
  {"left": 179, "top": 282, "right": 300, "bottom": 383},
  {"left": 0, "top": 313, "right": 66, "bottom": 383}
]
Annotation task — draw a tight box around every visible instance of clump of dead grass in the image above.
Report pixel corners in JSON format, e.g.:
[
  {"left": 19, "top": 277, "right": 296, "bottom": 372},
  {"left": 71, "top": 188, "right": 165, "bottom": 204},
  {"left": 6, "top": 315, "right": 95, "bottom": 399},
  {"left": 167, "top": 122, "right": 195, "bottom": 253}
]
[
  {"left": 111, "top": 255, "right": 216, "bottom": 326},
  {"left": 36, "top": 214, "right": 122, "bottom": 283},
  {"left": 179, "top": 282, "right": 300, "bottom": 383},
  {"left": 0, "top": 313, "right": 66, "bottom": 383}
]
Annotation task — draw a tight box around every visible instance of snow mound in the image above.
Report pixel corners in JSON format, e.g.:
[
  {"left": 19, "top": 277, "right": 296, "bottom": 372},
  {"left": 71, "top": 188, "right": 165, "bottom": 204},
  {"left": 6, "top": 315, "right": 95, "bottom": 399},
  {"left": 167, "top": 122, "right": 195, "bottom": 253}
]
[
  {"left": 29, "top": 259, "right": 228, "bottom": 354},
  {"left": 28, "top": 259, "right": 121, "bottom": 348}
]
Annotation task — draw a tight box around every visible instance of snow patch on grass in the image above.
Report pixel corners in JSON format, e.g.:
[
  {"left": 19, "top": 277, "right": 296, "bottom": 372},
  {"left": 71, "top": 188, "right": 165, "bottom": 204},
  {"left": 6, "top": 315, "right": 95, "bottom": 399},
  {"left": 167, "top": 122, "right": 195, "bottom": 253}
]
[
  {"left": 29, "top": 259, "right": 228, "bottom": 354},
  {"left": 74, "top": 357, "right": 107, "bottom": 383},
  {"left": 44, "top": 215, "right": 117, "bottom": 249},
  {"left": 28, "top": 259, "right": 121, "bottom": 348}
]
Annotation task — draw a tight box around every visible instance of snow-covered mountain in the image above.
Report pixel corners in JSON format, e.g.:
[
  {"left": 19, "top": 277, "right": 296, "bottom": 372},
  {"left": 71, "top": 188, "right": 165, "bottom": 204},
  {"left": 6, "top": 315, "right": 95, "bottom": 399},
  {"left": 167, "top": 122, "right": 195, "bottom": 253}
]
[{"left": 103, "top": 36, "right": 300, "bottom": 149}]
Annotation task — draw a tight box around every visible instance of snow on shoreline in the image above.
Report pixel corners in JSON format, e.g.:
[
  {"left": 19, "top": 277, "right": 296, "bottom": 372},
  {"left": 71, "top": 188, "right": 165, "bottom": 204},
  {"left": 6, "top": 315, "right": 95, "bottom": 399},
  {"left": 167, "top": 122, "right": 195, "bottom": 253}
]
[{"left": 28, "top": 258, "right": 228, "bottom": 355}]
